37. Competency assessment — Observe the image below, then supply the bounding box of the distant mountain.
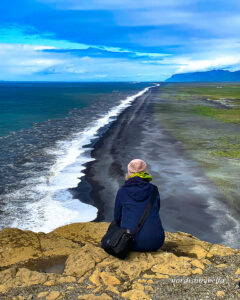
[165,70,240,82]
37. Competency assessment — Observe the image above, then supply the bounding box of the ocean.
[0,82,152,233]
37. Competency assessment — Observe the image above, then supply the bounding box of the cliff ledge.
[0,222,240,299]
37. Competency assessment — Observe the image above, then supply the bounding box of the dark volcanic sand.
[75,87,240,248]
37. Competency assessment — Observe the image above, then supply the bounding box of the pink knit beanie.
[127,159,147,176]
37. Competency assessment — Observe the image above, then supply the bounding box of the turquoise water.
[0,82,149,136]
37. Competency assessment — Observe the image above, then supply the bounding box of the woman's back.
[114,176,165,251]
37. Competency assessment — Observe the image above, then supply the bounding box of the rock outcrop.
[0,222,240,299]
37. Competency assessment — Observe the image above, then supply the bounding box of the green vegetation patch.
[210,136,240,159]
[159,83,240,104]
[193,105,240,124]
[155,85,240,214]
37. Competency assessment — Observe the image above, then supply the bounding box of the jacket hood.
[123,176,152,201]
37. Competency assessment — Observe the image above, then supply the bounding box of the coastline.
[72,87,154,221]
[0,83,152,233]
[1,84,240,298]
[77,86,240,248]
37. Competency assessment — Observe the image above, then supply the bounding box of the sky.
[1,0,240,81]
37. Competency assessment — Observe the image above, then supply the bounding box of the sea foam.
[10,86,152,233]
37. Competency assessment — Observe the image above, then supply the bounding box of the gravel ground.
[2,254,240,300]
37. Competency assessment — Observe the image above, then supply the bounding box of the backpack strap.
[132,185,158,238]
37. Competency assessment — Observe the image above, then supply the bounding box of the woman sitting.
[114,159,165,251]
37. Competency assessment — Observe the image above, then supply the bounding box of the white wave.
[10,85,152,233]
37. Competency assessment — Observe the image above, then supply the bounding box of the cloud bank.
[1,0,240,80]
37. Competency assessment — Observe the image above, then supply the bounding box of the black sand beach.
[74,86,240,248]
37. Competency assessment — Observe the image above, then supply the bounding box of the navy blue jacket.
[114,176,165,251]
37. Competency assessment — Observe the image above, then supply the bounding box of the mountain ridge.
[166,69,240,82]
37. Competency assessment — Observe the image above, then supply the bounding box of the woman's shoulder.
[116,185,127,196]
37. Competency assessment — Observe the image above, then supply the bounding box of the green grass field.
[157,82,240,158]
[158,82,240,125]
[155,83,240,211]
[159,82,240,102]
[193,105,240,124]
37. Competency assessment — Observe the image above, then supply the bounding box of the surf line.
[21,85,154,233]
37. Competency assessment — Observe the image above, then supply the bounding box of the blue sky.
[1,0,240,81]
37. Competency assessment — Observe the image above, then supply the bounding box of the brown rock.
[98,251,156,281]
[47,273,59,281]
[0,228,41,268]
[138,279,147,283]
[89,268,101,286]
[100,271,121,285]
[78,293,111,300]
[38,232,81,257]
[215,264,227,268]
[192,268,203,274]
[177,231,193,237]
[122,289,151,300]
[190,259,205,269]
[0,221,240,300]
[0,284,7,294]
[78,277,85,284]
[216,291,225,297]
[132,282,145,291]
[207,244,236,257]
[142,274,155,279]
[0,267,48,292]
[145,286,154,291]
[64,243,107,277]
[15,268,48,286]
[45,291,61,300]
[147,279,154,284]
[163,231,212,259]
[37,291,49,298]
[87,284,95,289]
[200,258,211,265]
[92,286,103,293]
[43,280,56,286]
[106,285,120,295]
[57,276,76,283]
[155,274,169,279]
[151,252,192,276]
[0,267,17,284]
[51,222,109,246]
[0,228,81,271]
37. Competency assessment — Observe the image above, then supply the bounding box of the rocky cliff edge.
[0,222,240,300]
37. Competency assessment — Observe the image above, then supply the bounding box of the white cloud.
[0,42,174,81]
[0,26,171,80]
[1,40,240,81]
[175,56,240,73]
[153,53,240,74]
[2,20,240,80]
[0,25,169,60]
[0,43,64,76]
